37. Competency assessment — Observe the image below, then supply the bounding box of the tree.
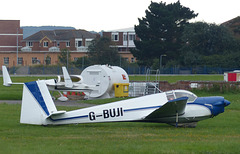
[58,48,71,67]
[132,1,197,67]
[45,55,51,65]
[87,37,122,66]
[180,22,240,67]
[73,56,90,69]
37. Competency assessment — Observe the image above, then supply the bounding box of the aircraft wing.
[145,97,188,119]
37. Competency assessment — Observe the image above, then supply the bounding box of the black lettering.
[89,112,96,121]
[120,108,123,116]
[103,110,109,118]
[109,109,116,117]
[116,108,120,117]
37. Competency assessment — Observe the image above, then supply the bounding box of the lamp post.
[160,54,167,73]
[16,28,19,66]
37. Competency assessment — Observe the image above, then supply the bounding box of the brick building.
[20,29,97,66]
[0,20,23,66]
[103,27,140,63]
[0,20,97,67]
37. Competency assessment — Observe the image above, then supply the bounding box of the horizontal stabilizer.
[50,110,66,116]
[145,97,188,119]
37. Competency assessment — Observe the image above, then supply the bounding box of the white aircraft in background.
[2,65,96,101]
[19,79,230,127]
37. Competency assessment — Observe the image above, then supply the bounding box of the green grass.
[0,100,239,153]
[0,75,224,100]
[130,75,223,83]
[0,76,239,153]
[0,76,54,100]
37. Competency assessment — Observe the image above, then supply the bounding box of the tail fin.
[2,65,23,86]
[20,80,65,125]
[2,65,12,86]
[62,66,73,88]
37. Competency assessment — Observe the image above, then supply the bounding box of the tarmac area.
[0,100,95,108]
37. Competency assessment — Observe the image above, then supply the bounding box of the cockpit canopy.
[165,90,197,103]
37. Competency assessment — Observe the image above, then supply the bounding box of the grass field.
[0,75,223,100]
[0,92,239,153]
[130,74,223,83]
[0,75,239,153]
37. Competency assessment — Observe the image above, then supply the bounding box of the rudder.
[20,80,59,125]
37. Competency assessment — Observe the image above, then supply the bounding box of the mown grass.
[0,75,239,153]
[0,76,54,100]
[0,100,239,153]
[130,74,223,83]
[0,75,223,100]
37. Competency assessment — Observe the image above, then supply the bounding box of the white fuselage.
[45,93,211,125]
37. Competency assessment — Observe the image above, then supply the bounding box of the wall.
[0,52,87,67]
[0,20,23,51]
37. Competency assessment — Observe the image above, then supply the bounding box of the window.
[43,41,48,47]
[131,57,135,63]
[27,42,33,47]
[32,57,37,64]
[4,57,9,65]
[66,41,70,47]
[77,41,82,47]
[18,57,23,65]
[111,33,119,41]
[74,57,79,62]
[123,34,128,41]
[85,39,93,47]
[45,56,51,65]
[129,34,135,41]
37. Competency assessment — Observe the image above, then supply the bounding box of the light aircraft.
[2,65,96,101]
[20,80,230,127]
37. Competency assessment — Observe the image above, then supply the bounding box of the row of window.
[26,40,93,48]
[27,41,70,47]
[111,33,136,41]
[3,57,51,65]
[4,56,134,65]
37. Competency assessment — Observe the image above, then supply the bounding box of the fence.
[1,65,240,75]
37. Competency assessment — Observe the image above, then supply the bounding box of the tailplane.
[20,80,65,125]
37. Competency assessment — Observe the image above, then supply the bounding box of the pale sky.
[1,0,239,32]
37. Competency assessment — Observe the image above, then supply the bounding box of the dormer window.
[66,41,70,47]
[27,42,33,47]
[111,32,119,41]
[43,41,48,47]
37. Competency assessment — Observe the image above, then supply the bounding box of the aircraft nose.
[224,99,231,107]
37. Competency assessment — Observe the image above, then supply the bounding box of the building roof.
[105,27,135,32]
[221,16,240,27]
[23,29,96,41]
[221,16,240,38]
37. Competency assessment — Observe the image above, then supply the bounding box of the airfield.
[0,75,239,153]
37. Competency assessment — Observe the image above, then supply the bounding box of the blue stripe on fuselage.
[25,81,50,116]
[49,115,88,121]
[124,105,161,112]
[48,105,162,122]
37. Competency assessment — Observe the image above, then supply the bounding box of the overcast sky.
[1,0,239,31]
